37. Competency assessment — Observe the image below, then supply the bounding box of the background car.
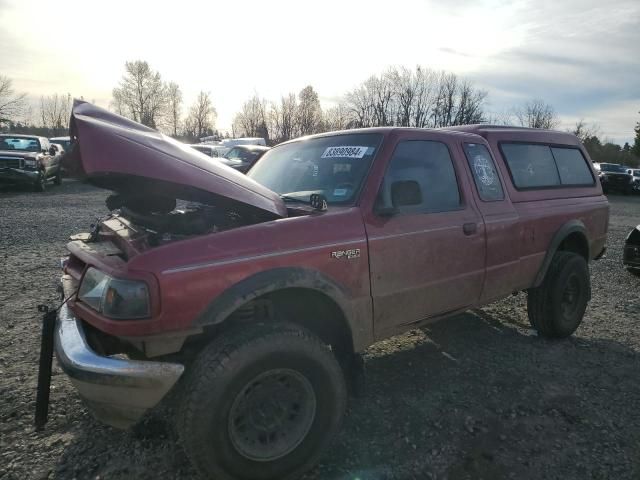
[218,145,271,173]
[188,144,219,157]
[623,225,640,276]
[49,136,72,152]
[0,134,62,191]
[593,162,633,194]
[625,167,640,193]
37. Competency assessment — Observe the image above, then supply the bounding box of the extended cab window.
[501,143,594,189]
[550,147,595,185]
[382,140,460,214]
[463,143,504,201]
[501,144,560,189]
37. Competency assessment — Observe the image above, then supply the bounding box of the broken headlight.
[78,267,150,319]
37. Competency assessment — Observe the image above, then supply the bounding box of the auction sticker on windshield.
[321,146,371,158]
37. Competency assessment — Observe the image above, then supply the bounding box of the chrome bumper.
[54,275,184,428]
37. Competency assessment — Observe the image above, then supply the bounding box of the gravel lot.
[1,180,639,480]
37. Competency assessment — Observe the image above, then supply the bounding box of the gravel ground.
[1,180,639,480]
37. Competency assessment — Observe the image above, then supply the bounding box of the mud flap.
[35,307,57,430]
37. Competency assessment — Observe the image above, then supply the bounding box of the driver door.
[364,133,486,339]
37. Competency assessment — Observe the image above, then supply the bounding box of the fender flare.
[193,266,361,346]
[533,220,589,287]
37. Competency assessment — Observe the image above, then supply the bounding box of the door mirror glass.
[391,180,422,207]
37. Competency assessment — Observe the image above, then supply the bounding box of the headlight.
[24,159,37,168]
[78,267,150,319]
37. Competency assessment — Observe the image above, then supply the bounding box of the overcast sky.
[1,0,638,143]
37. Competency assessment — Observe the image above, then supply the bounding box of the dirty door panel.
[365,136,486,339]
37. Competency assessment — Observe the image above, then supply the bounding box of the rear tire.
[177,323,347,480]
[53,171,62,185]
[527,251,590,338]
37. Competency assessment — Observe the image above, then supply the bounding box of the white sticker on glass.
[333,188,348,196]
[321,146,369,159]
[473,155,495,186]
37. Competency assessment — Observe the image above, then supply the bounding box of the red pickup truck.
[50,101,608,480]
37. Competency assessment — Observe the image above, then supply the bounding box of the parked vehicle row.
[593,162,635,195]
[40,101,610,480]
[189,143,271,173]
[0,134,63,191]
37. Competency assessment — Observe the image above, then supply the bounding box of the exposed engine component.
[106,194,176,214]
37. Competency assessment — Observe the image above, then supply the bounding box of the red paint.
[64,112,608,351]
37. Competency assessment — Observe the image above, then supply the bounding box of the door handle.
[463,222,477,236]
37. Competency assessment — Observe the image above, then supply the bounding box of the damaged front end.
[44,101,290,429]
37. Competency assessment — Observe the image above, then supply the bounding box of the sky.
[1,0,639,144]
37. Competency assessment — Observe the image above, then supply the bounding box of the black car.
[624,225,640,276]
[594,162,633,194]
[218,145,271,173]
[0,134,62,191]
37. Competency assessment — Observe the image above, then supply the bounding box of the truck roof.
[441,124,581,146]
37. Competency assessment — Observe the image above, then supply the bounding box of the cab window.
[463,143,504,201]
[382,140,461,214]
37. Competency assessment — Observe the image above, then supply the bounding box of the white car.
[626,167,640,192]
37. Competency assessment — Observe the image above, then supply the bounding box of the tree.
[572,119,600,142]
[40,93,72,134]
[233,94,268,139]
[166,82,183,137]
[323,104,351,131]
[513,99,559,129]
[633,111,640,157]
[297,86,323,136]
[0,76,27,127]
[111,60,167,128]
[184,91,216,141]
[269,93,298,143]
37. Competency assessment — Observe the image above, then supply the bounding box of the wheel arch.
[533,220,590,287]
[193,267,366,355]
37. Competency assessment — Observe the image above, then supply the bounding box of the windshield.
[600,163,626,173]
[0,136,41,152]
[248,133,383,205]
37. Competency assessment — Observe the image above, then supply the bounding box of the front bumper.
[54,275,184,428]
[0,168,40,184]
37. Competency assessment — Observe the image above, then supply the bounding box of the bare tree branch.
[0,76,27,126]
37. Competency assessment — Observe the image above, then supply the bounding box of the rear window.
[551,147,594,185]
[500,143,594,189]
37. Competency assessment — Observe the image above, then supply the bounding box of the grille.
[0,157,23,169]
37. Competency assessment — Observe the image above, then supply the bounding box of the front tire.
[177,323,347,480]
[33,173,46,192]
[53,170,62,185]
[527,251,590,338]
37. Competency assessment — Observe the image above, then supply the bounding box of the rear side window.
[384,140,460,214]
[500,144,560,189]
[550,147,595,185]
[463,143,504,201]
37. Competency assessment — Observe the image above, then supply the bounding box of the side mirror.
[391,180,422,207]
[375,180,422,216]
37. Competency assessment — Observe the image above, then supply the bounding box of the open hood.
[65,100,286,218]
